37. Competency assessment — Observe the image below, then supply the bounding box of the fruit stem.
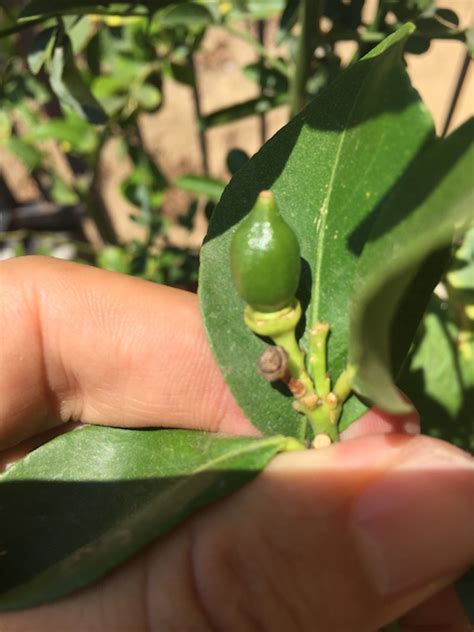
[272,329,313,392]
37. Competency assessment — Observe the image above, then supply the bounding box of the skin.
[0,256,472,631]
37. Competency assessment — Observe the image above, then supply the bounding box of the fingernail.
[351,440,474,596]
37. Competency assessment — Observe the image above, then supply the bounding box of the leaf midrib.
[309,76,369,327]
[2,431,284,483]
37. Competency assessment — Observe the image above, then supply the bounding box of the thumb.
[190,434,474,630]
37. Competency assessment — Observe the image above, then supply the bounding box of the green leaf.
[243,62,289,94]
[277,0,299,44]
[26,113,98,154]
[456,226,474,263]
[121,147,167,210]
[91,75,129,116]
[65,15,94,54]
[167,61,194,87]
[27,26,57,75]
[226,148,250,175]
[47,34,107,124]
[135,82,162,111]
[201,93,287,130]
[0,111,11,142]
[448,261,474,289]
[157,3,213,29]
[324,0,365,31]
[4,137,43,170]
[174,174,225,202]
[97,245,130,273]
[398,296,474,451]
[456,568,474,624]
[350,118,474,413]
[48,172,80,205]
[20,1,144,20]
[199,24,434,438]
[0,426,294,610]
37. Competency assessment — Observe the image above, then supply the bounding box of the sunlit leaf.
[0,426,294,610]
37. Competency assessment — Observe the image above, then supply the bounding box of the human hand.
[1,256,472,631]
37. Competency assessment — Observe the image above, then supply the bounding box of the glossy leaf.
[398,296,474,451]
[199,25,434,438]
[349,118,474,413]
[0,426,294,610]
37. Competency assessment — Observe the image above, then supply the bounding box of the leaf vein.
[310,79,369,325]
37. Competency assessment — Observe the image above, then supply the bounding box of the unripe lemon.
[230,190,301,312]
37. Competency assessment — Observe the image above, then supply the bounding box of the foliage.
[0,0,473,619]
[0,426,298,609]
[1,0,471,280]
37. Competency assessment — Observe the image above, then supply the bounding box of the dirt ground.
[1,3,473,248]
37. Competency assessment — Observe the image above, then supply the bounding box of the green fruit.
[230,190,301,312]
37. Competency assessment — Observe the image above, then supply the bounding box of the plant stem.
[243,302,344,444]
[189,52,209,176]
[289,0,321,117]
[83,125,119,245]
[441,51,470,137]
[257,19,267,146]
[272,329,313,392]
[334,366,355,401]
[308,322,331,395]
[306,404,339,443]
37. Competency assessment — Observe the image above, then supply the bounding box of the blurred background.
[0,0,472,289]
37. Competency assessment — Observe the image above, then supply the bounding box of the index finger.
[0,256,256,449]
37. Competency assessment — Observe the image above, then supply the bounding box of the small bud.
[292,400,304,413]
[288,378,306,398]
[301,393,320,410]
[257,346,289,382]
[312,433,332,450]
[325,392,339,409]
